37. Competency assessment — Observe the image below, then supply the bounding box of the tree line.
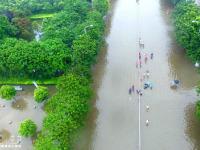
[0,0,108,80]
[172,1,200,121]
[31,0,109,149]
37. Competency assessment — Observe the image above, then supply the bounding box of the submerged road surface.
[76,0,200,149]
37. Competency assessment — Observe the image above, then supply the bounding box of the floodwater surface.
[0,85,56,149]
[77,0,200,149]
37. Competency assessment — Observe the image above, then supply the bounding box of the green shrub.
[172,1,200,62]
[18,119,37,137]
[0,85,16,100]
[34,86,49,102]
[196,101,200,119]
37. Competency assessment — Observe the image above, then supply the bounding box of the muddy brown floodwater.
[75,0,200,150]
[0,85,56,150]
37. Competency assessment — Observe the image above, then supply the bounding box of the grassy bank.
[30,13,56,19]
[0,77,58,85]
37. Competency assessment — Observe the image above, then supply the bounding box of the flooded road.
[0,85,56,149]
[76,0,200,149]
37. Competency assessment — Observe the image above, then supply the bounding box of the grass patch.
[30,13,56,19]
[0,77,58,85]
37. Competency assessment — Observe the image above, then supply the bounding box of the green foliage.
[34,86,49,102]
[1,0,110,148]
[12,17,34,40]
[64,0,90,19]
[18,119,37,137]
[0,38,70,78]
[93,0,109,16]
[196,101,200,119]
[34,74,92,149]
[0,0,65,14]
[33,0,109,148]
[172,1,200,62]
[0,15,17,39]
[30,13,56,19]
[72,34,98,66]
[196,85,200,120]
[34,133,61,150]
[0,85,16,100]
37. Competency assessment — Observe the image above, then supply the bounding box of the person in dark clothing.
[132,85,135,92]
[139,52,141,60]
[129,88,132,94]
[151,53,154,59]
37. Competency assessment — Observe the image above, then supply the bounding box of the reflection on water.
[11,98,27,111]
[168,43,200,90]
[0,129,10,143]
[185,103,200,149]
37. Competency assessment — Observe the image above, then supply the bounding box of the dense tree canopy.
[0,38,71,78]
[0,0,65,14]
[35,74,92,149]
[0,15,17,39]
[0,0,109,149]
[172,1,200,62]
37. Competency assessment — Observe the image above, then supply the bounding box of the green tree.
[0,85,16,100]
[0,15,17,39]
[72,34,97,66]
[18,119,37,137]
[172,1,200,62]
[34,133,61,150]
[34,86,49,102]
[0,38,70,78]
[196,101,200,119]
[93,0,109,16]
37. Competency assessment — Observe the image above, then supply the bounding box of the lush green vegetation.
[172,1,200,120]
[0,38,70,79]
[32,0,109,149]
[0,85,16,100]
[0,0,109,149]
[34,86,49,102]
[0,0,65,14]
[0,77,57,85]
[196,85,200,119]
[34,74,92,149]
[18,119,37,137]
[172,1,200,62]
[0,0,109,83]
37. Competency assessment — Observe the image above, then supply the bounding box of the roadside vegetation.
[172,1,200,119]
[33,0,109,149]
[0,0,109,149]
[172,1,200,62]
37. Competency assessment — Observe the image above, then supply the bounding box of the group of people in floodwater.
[129,51,154,96]
[128,46,154,126]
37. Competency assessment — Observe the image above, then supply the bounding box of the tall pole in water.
[137,1,141,150]
[138,68,141,150]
